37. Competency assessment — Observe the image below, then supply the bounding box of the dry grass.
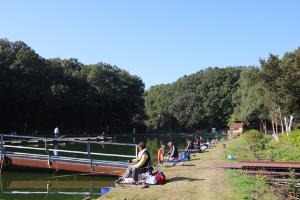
[98,143,236,200]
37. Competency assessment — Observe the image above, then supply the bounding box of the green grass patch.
[226,129,300,162]
[227,170,279,200]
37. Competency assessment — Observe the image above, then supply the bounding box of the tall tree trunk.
[278,107,284,134]
[260,119,267,134]
[271,116,279,142]
[284,116,288,132]
[280,119,284,134]
[275,121,278,136]
[289,115,294,132]
[271,117,275,135]
[284,115,294,134]
[260,119,263,133]
[263,119,267,134]
[288,115,294,132]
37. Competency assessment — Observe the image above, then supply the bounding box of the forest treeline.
[233,49,300,140]
[0,39,145,133]
[1,38,299,135]
[145,48,300,135]
[145,67,243,131]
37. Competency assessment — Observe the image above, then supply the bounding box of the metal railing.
[0,134,138,169]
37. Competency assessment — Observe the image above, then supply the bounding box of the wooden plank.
[213,161,300,170]
[244,171,300,176]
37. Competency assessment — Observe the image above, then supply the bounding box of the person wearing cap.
[165,141,178,161]
[117,141,152,184]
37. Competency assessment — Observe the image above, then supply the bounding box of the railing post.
[0,135,3,160]
[45,137,51,165]
[135,145,138,158]
[87,141,93,170]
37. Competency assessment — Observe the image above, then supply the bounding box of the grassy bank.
[98,142,279,200]
[99,143,235,200]
[226,129,300,162]
[225,129,300,200]
[98,130,299,200]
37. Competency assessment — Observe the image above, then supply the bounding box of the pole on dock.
[0,158,3,177]
[135,145,138,158]
[0,135,3,160]
[0,135,4,176]
[45,137,51,165]
[87,141,93,170]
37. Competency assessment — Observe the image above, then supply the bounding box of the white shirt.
[54,128,59,134]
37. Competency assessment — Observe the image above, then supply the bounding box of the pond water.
[0,133,216,200]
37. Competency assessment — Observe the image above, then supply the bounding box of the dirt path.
[99,143,236,200]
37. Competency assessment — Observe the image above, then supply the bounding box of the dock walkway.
[0,134,136,176]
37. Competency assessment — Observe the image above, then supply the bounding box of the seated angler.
[117,142,152,184]
[185,139,194,151]
[194,138,201,150]
[157,144,165,166]
[165,141,178,161]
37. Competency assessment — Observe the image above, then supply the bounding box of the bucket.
[219,136,225,142]
[100,187,114,195]
[227,155,235,160]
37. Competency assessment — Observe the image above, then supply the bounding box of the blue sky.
[1,0,299,88]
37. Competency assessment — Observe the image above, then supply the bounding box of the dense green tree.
[0,39,145,134]
[234,49,300,140]
[145,67,243,131]
[233,68,269,133]
[1,38,299,136]
[144,84,176,130]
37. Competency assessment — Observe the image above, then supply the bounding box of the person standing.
[54,126,59,138]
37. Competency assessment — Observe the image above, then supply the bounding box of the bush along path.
[99,143,236,200]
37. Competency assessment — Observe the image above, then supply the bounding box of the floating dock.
[1,154,127,176]
[2,136,113,145]
[0,134,137,176]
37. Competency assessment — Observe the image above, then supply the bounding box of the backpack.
[153,171,166,185]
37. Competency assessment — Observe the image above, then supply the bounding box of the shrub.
[280,129,300,147]
[226,134,256,160]
[244,130,270,152]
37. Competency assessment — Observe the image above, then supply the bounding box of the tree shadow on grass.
[166,177,205,183]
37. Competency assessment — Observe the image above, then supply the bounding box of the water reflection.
[0,167,114,200]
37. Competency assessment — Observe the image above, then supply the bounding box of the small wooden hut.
[228,122,245,138]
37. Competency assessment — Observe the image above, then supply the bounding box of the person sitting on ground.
[194,138,200,149]
[199,136,203,143]
[185,139,194,151]
[165,141,178,161]
[117,141,152,184]
[157,144,165,165]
